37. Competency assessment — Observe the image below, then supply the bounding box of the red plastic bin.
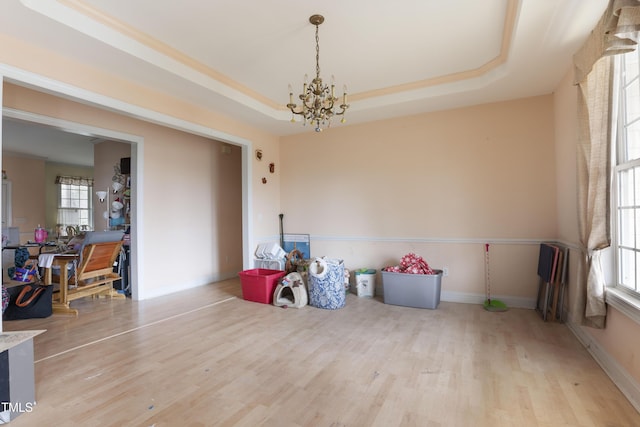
[238,269,286,304]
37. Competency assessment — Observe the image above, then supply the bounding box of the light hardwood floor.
[4,278,640,427]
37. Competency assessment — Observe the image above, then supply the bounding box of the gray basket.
[381,270,442,309]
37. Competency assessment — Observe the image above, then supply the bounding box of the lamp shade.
[112,182,124,193]
[96,191,107,202]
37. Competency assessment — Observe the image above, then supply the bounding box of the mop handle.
[485,243,491,302]
[279,213,284,248]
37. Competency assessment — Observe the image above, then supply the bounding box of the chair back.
[78,230,124,263]
[76,241,123,281]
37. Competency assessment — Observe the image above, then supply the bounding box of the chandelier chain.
[315,24,320,79]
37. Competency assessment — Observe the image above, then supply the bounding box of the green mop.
[483,243,508,312]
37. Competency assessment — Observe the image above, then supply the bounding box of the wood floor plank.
[3,278,640,426]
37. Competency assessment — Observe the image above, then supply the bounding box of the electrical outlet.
[443,267,449,277]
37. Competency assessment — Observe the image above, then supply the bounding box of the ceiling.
[2,117,97,167]
[1,0,608,164]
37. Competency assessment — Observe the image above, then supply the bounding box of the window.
[614,48,640,297]
[56,176,93,234]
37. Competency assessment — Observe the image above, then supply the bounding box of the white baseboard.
[371,286,538,309]
[139,272,237,300]
[440,291,537,309]
[566,319,640,413]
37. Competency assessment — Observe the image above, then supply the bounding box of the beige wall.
[2,153,45,243]
[217,143,244,275]
[251,142,283,242]
[280,96,557,305]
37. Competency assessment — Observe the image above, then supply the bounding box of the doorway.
[0,72,253,304]
[1,107,142,300]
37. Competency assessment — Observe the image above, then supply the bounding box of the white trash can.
[355,269,376,297]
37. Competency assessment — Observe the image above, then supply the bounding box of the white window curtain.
[573,0,640,328]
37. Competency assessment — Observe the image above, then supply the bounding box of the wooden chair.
[48,240,125,315]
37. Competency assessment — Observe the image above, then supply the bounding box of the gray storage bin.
[381,270,442,309]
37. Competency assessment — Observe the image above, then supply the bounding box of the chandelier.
[287,14,349,132]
